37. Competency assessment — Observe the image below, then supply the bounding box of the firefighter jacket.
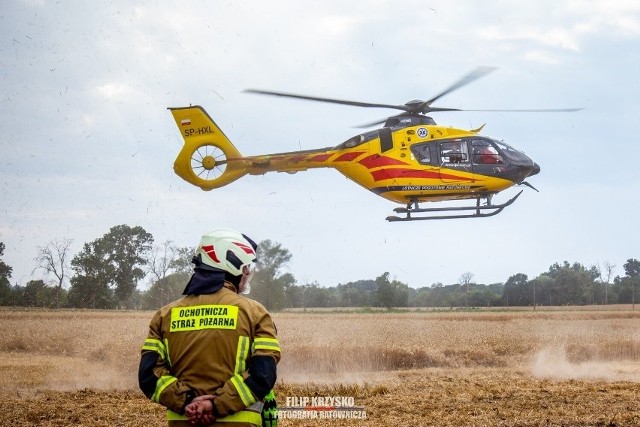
[139,279,280,426]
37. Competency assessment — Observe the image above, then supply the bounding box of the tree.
[623,259,640,277]
[14,280,45,306]
[376,272,393,309]
[33,238,73,307]
[12,279,62,307]
[531,274,554,307]
[468,283,503,307]
[148,240,181,305]
[599,261,616,305]
[336,280,377,307]
[251,240,295,311]
[142,272,190,310]
[417,282,450,307]
[103,225,153,307]
[68,225,153,309]
[148,240,178,283]
[0,242,12,305]
[298,281,337,308]
[392,278,410,307]
[411,287,431,307]
[170,246,195,275]
[68,240,115,309]
[502,273,529,306]
[545,261,597,305]
[623,259,639,309]
[459,272,474,308]
[143,242,196,309]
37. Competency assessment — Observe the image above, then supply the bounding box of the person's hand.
[185,399,213,425]
[185,395,216,425]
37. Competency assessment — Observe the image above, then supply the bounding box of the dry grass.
[0,308,639,426]
[275,311,640,377]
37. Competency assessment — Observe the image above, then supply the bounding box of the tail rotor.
[191,143,228,181]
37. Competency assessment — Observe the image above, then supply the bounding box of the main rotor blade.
[355,117,390,128]
[460,108,584,112]
[423,107,463,113]
[422,66,497,108]
[244,89,410,112]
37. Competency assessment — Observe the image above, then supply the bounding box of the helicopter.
[169,67,580,221]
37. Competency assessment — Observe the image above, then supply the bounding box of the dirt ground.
[1,368,638,426]
[1,308,638,426]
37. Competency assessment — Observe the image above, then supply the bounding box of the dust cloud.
[531,347,640,382]
[47,358,138,391]
[0,353,137,392]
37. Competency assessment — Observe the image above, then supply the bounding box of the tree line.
[0,225,638,311]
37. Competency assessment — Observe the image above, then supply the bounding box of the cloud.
[95,83,131,100]
[523,50,561,65]
[569,0,640,36]
[480,26,581,52]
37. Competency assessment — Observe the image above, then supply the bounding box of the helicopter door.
[438,139,471,182]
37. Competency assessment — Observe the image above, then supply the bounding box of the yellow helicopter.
[169,67,580,221]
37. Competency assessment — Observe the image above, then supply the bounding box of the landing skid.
[386,191,523,222]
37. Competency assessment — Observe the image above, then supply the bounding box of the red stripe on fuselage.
[333,151,365,162]
[309,153,333,162]
[358,155,408,169]
[288,154,307,162]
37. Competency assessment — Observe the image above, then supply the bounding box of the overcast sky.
[2,0,639,290]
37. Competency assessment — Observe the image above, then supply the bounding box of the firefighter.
[139,228,280,426]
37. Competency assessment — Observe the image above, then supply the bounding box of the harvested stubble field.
[0,308,639,426]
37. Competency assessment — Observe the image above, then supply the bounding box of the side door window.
[440,140,469,165]
[411,143,434,165]
[439,139,472,182]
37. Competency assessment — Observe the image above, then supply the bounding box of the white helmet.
[195,228,257,277]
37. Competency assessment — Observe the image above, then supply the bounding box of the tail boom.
[170,106,344,190]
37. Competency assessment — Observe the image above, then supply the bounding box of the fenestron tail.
[169,106,248,191]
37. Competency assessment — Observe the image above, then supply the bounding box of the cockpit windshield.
[493,139,518,153]
[492,139,526,162]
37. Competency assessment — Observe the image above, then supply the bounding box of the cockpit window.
[471,139,504,164]
[411,143,432,164]
[440,140,469,164]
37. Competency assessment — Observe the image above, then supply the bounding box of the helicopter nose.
[513,161,540,183]
[529,162,540,177]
